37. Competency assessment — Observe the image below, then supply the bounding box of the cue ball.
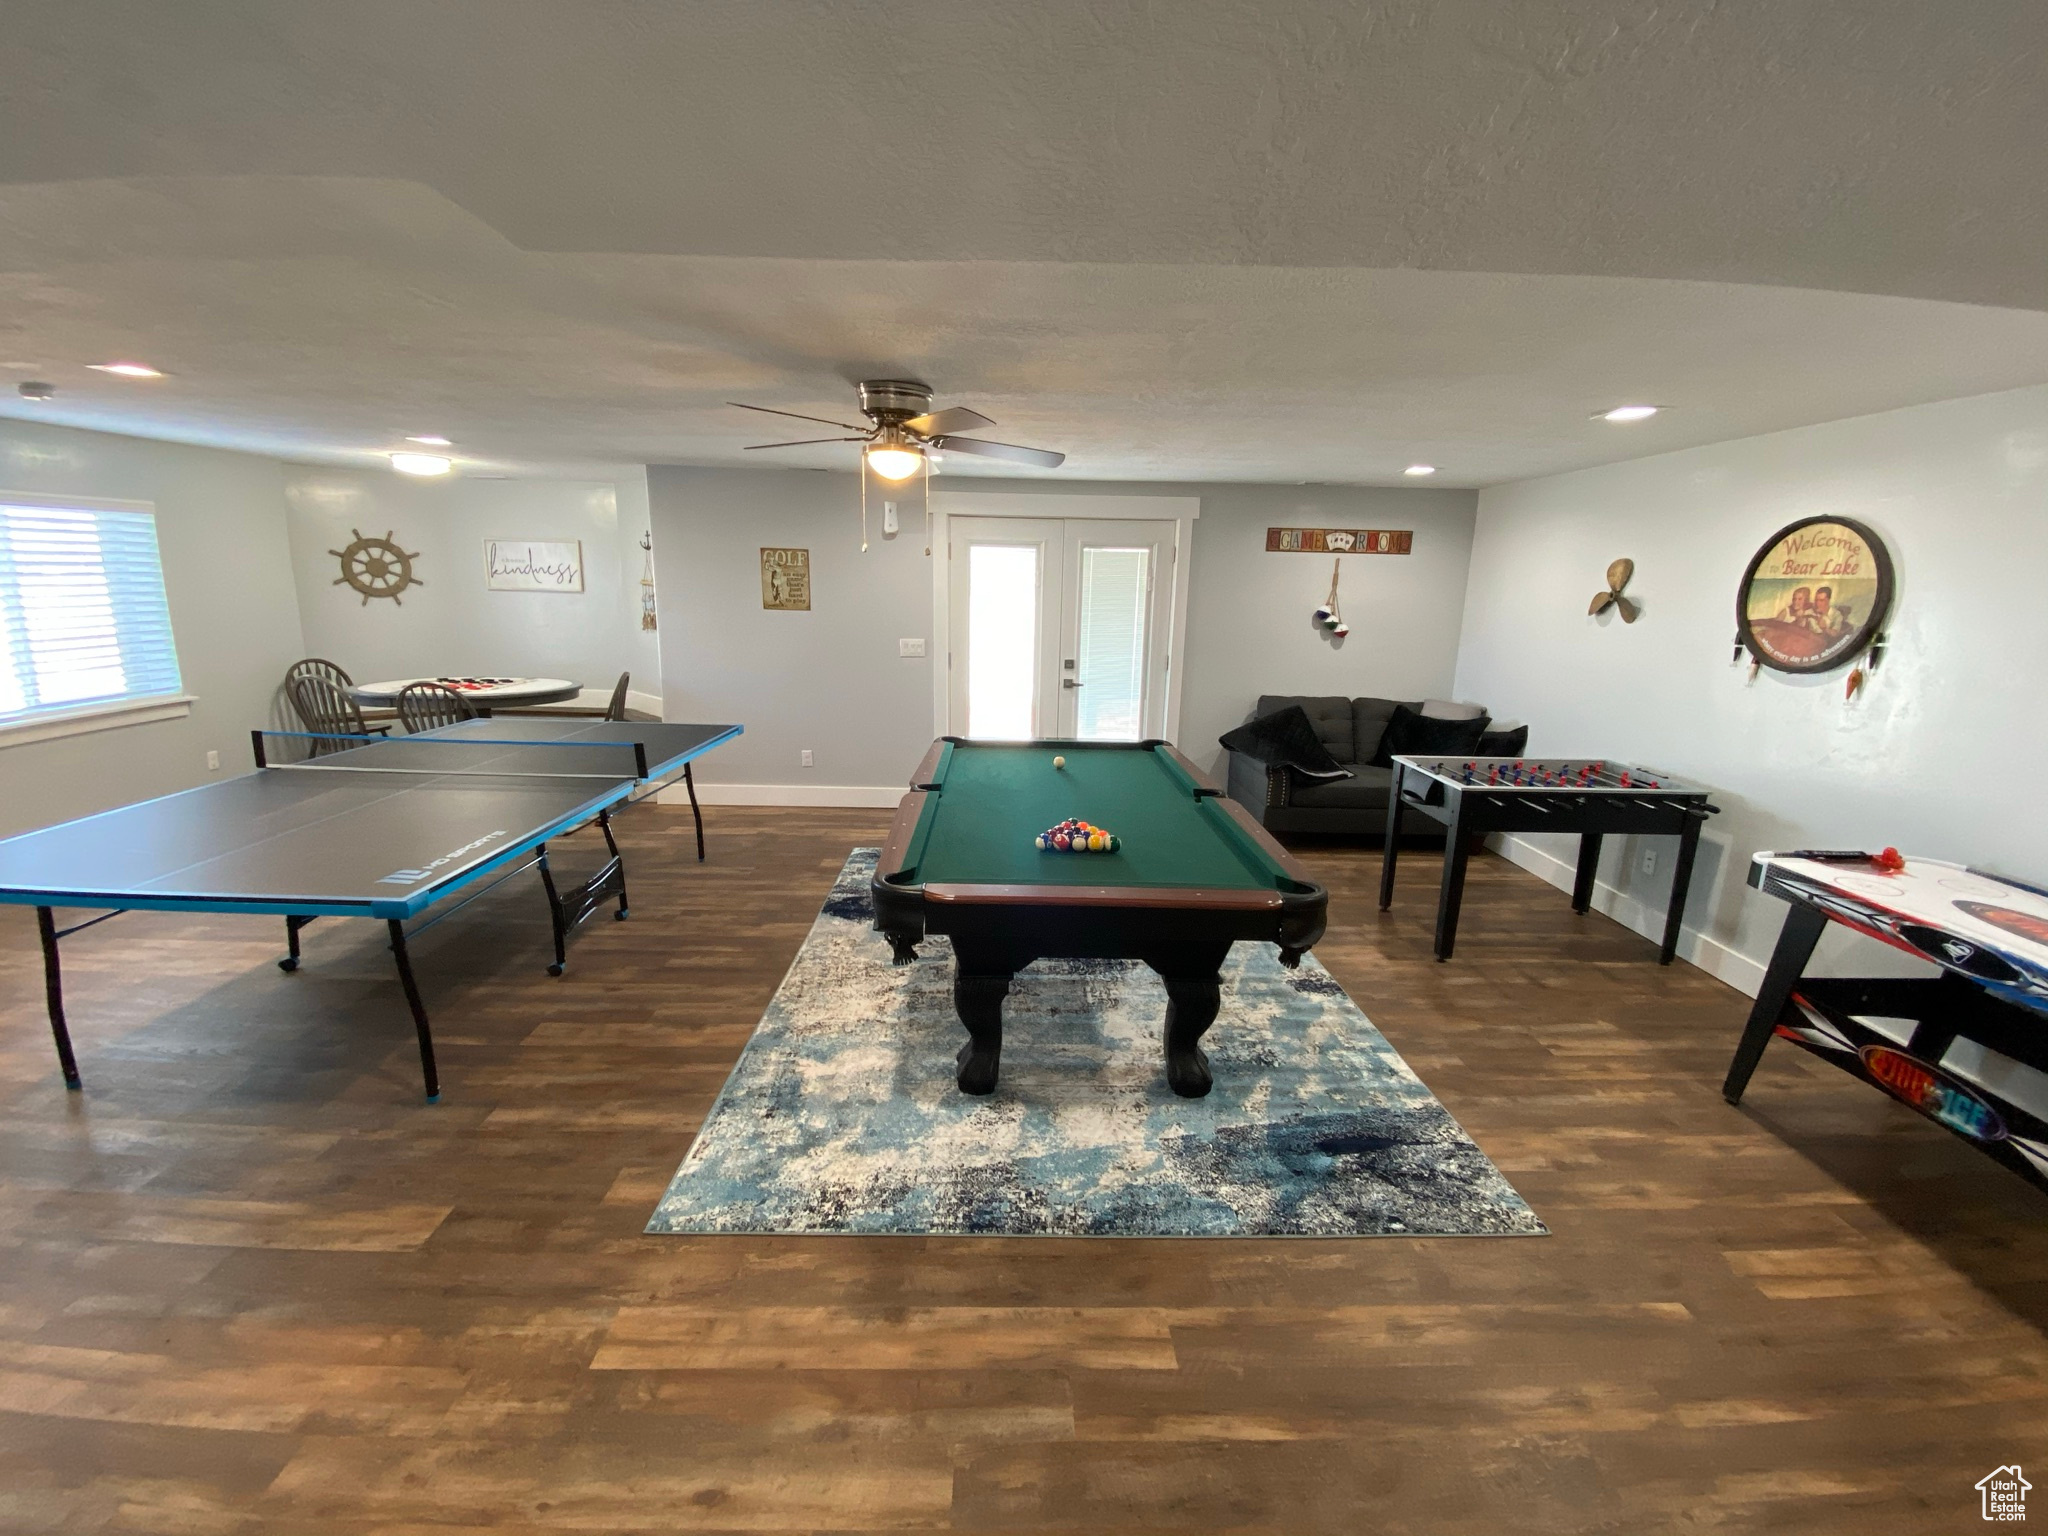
[1053,755,1066,769]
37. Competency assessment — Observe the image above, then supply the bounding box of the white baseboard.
[657,782,903,809]
[1489,833,1767,997]
[627,689,663,717]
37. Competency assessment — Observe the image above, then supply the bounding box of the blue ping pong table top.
[0,717,741,921]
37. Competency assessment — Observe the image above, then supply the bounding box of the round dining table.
[348,676,583,715]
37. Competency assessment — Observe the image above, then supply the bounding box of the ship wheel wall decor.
[329,528,423,605]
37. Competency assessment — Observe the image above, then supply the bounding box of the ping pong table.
[0,717,741,1101]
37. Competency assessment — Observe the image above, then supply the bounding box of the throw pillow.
[1477,723,1530,757]
[1371,703,1492,766]
[1219,706,1353,779]
[1418,698,1487,721]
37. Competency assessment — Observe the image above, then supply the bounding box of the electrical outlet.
[206,749,220,771]
[1641,848,1658,876]
[899,637,926,657]
[801,749,814,768]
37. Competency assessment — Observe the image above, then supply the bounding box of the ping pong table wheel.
[547,961,566,976]
[277,957,299,973]
[614,907,630,921]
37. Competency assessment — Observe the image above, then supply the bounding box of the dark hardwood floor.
[2,806,2044,1533]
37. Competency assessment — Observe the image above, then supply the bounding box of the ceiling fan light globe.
[865,445,924,482]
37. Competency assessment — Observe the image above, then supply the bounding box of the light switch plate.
[899,637,926,657]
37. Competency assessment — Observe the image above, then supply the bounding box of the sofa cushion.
[1283,763,1394,811]
[1350,697,1409,767]
[1371,704,1492,766]
[1253,695,1354,763]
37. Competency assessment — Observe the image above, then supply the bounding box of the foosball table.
[1379,755,1720,962]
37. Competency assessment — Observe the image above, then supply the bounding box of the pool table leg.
[1147,941,1233,1100]
[952,972,1010,1095]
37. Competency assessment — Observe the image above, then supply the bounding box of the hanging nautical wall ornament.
[1313,556,1351,639]
[329,528,422,605]
[1588,558,1640,622]
[639,530,657,631]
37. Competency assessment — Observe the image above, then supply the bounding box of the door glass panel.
[966,543,1039,739]
[1075,546,1148,740]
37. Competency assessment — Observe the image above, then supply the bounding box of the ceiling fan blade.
[743,436,868,450]
[903,406,994,437]
[932,436,1066,469]
[728,401,867,432]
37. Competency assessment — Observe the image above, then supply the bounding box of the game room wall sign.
[1734,515,1894,689]
[1266,527,1412,555]
[760,546,811,611]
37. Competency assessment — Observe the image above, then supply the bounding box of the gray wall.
[649,466,1476,791]
[648,465,939,791]
[0,419,305,836]
[1454,381,2048,994]
[285,467,660,709]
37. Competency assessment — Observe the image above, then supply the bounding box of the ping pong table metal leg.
[534,843,571,975]
[385,919,441,1102]
[599,809,629,920]
[35,906,83,1091]
[279,915,316,973]
[684,762,705,862]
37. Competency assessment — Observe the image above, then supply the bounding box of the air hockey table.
[1723,851,2048,1195]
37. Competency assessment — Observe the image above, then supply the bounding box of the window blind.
[1075,546,1148,740]
[0,500,183,725]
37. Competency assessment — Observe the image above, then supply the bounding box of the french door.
[946,516,1176,741]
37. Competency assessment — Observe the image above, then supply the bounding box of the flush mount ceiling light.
[86,362,165,378]
[1404,464,1437,476]
[389,452,453,476]
[1596,404,1659,423]
[863,428,925,483]
[405,434,452,446]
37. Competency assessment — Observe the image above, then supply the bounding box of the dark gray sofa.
[1224,694,1519,838]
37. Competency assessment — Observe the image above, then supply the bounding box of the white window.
[0,497,184,728]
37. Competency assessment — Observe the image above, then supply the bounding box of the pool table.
[873,738,1328,1097]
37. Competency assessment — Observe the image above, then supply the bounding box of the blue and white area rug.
[648,850,1544,1238]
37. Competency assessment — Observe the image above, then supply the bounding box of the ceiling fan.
[729,379,1066,481]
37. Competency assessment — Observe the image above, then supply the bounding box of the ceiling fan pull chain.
[860,459,869,553]
[923,453,933,557]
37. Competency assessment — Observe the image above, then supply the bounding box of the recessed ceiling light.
[86,362,165,378]
[390,452,453,477]
[1596,404,1659,423]
[1403,464,1436,476]
[17,381,56,401]
[405,434,452,446]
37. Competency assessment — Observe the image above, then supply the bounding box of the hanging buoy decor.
[1315,557,1349,639]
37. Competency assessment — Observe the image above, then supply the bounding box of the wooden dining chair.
[286,673,386,756]
[395,681,478,735]
[284,657,354,695]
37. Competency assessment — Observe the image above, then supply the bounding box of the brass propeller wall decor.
[1588,558,1639,623]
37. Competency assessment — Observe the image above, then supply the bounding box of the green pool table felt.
[903,742,1280,891]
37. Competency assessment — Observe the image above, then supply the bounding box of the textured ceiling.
[2,1,2045,484]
